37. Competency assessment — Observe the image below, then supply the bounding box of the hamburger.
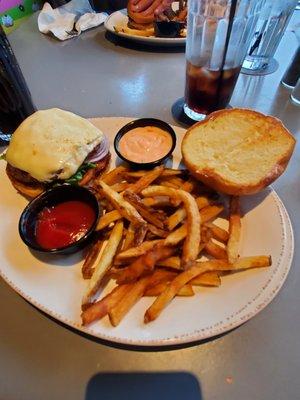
[4,108,110,198]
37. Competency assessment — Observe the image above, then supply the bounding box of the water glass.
[242,0,298,74]
[184,0,266,122]
[290,78,300,105]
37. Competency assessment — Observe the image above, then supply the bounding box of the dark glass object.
[154,21,185,38]
[281,47,300,89]
[0,25,36,143]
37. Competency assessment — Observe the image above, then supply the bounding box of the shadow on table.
[104,31,185,54]
[85,372,202,400]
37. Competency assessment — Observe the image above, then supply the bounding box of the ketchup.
[36,200,96,250]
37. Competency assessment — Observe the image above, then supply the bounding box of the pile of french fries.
[81,165,272,327]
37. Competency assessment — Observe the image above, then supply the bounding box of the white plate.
[0,117,294,346]
[104,9,186,46]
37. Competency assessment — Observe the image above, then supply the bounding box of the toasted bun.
[6,108,104,182]
[181,108,296,195]
[6,156,110,199]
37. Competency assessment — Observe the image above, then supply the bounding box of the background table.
[1,10,299,400]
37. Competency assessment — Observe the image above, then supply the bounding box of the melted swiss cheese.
[6,108,103,182]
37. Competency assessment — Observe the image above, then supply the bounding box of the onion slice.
[86,135,110,163]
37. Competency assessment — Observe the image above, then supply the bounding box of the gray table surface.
[1,10,300,400]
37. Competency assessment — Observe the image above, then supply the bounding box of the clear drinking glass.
[184,0,266,122]
[242,0,298,74]
[290,78,300,105]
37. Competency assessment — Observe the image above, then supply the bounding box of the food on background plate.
[182,108,296,195]
[4,108,110,198]
[120,0,187,37]
[154,20,185,38]
[118,126,173,164]
[80,164,272,327]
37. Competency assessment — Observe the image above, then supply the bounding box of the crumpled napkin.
[38,0,107,41]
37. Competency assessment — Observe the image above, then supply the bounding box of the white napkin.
[38,0,107,41]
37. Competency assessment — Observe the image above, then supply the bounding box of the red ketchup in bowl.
[35,200,96,250]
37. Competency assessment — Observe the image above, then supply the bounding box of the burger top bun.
[181,108,296,195]
[6,108,104,182]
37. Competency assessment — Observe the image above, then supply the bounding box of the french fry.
[157,256,182,270]
[144,257,271,323]
[110,182,130,192]
[142,196,171,208]
[114,25,155,37]
[100,165,128,185]
[98,181,146,226]
[124,168,184,179]
[196,196,212,210]
[180,187,200,265]
[181,179,196,193]
[205,240,227,259]
[133,222,148,247]
[109,269,178,326]
[98,181,147,246]
[127,166,164,194]
[122,222,135,251]
[113,268,176,283]
[170,179,196,207]
[82,221,124,306]
[116,239,163,261]
[164,224,187,246]
[233,255,271,270]
[116,245,174,284]
[81,162,273,327]
[157,180,179,189]
[145,282,194,297]
[205,222,229,243]
[167,195,212,231]
[147,224,168,238]
[142,186,201,268]
[198,242,206,257]
[167,177,185,187]
[123,190,166,229]
[109,275,151,326]
[96,210,122,231]
[200,205,224,223]
[201,225,213,244]
[81,283,133,326]
[82,238,104,279]
[167,208,186,231]
[227,196,241,263]
[190,271,221,286]
[158,176,185,188]
[144,260,229,323]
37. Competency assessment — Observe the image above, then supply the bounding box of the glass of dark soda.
[0,25,35,143]
[184,0,267,122]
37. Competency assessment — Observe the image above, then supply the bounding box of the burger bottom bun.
[6,153,111,199]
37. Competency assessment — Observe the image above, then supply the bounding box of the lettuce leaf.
[65,162,96,185]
